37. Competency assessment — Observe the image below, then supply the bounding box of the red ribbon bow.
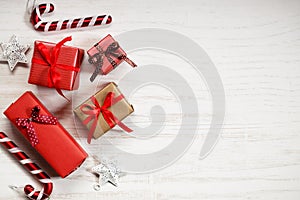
[16,106,58,146]
[80,92,132,144]
[32,36,80,101]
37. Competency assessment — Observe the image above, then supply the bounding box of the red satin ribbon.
[80,92,132,144]
[31,36,79,101]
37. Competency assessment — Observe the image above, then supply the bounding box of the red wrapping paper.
[4,91,88,178]
[87,34,135,76]
[28,39,84,90]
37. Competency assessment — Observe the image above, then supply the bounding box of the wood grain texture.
[0,0,300,199]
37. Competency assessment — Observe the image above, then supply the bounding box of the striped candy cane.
[0,132,53,200]
[30,3,112,32]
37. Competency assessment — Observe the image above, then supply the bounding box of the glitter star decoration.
[0,35,29,71]
[92,161,121,190]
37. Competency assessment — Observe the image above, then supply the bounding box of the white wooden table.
[0,0,300,199]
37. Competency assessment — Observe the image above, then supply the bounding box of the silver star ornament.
[92,161,121,190]
[0,35,29,71]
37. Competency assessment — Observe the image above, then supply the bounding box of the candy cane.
[30,3,112,32]
[0,132,53,200]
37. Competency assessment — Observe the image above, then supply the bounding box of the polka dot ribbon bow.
[16,106,58,146]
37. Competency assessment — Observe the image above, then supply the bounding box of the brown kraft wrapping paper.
[74,82,134,140]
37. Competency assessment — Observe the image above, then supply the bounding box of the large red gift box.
[4,91,88,178]
[87,34,137,82]
[28,37,84,91]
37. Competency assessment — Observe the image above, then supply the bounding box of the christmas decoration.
[30,3,112,32]
[0,132,53,200]
[87,34,137,82]
[28,36,84,100]
[92,161,121,190]
[4,91,88,178]
[0,35,29,71]
[74,82,134,144]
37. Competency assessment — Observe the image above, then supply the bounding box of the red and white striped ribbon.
[30,3,112,32]
[0,132,53,200]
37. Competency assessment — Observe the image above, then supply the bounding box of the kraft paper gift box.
[74,82,134,143]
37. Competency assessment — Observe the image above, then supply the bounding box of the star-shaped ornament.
[92,161,121,190]
[0,35,29,71]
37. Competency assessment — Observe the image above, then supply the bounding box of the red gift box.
[4,91,88,178]
[28,36,84,91]
[87,34,137,82]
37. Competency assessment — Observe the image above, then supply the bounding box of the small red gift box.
[28,36,84,91]
[4,91,88,178]
[87,34,137,82]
